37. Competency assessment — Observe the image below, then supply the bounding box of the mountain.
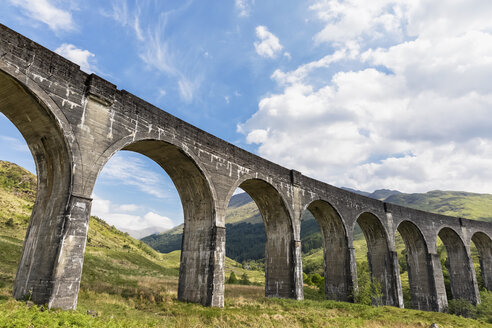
[342,187,401,200]
[143,187,492,263]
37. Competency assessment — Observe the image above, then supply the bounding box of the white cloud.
[254,26,283,58]
[91,194,174,231]
[240,0,492,194]
[8,0,74,32]
[235,0,251,17]
[310,0,407,46]
[99,153,169,199]
[55,44,95,73]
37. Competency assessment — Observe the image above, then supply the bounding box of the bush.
[477,290,492,323]
[5,218,14,227]
[447,299,477,318]
[227,272,238,284]
[240,273,251,285]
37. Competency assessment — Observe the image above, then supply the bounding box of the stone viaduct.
[1,24,491,312]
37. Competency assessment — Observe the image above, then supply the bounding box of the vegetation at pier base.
[1,160,492,327]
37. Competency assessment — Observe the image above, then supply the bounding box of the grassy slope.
[0,160,490,327]
[386,190,492,222]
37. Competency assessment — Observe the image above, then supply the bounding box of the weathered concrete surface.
[1,24,491,312]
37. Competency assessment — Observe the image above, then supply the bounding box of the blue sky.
[2,0,492,235]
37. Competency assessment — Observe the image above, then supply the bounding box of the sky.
[1,0,492,235]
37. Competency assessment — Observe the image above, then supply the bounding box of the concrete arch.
[304,199,352,301]
[396,220,436,310]
[438,227,479,304]
[356,212,400,306]
[471,231,492,291]
[85,133,218,204]
[89,137,221,306]
[229,178,300,299]
[0,67,81,306]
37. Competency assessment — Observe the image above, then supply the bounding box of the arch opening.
[397,221,435,311]
[438,227,478,304]
[303,200,351,301]
[471,232,492,292]
[236,179,296,299]
[222,189,265,300]
[115,140,217,306]
[0,70,73,304]
[355,212,398,306]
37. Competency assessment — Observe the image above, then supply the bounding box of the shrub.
[240,273,251,285]
[447,299,477,318]
[5,218,14,227]
[477,290,492,323]
[227,272,238,284]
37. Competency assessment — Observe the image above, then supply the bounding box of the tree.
[240,273,251,285]
[228,272,238,284]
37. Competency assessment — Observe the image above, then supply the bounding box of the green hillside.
[386,190,492,222]
[1,160,492,327]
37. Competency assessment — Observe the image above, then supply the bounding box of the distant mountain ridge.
[341,187,402,200]
[142,187,492,262]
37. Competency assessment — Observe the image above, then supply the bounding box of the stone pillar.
[348,246,358,302]
[178,223,225,307]
[292,239,304,300]
[207,226,225,307]
[447,251,480,304]
[390,251,404,308]
[428,253,448,312]
[465,249,481,305]
[49,195,92,309]
[13,193,92,310]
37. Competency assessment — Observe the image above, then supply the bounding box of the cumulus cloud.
[8,0,74,32]
[254,26,283,58]
[55,44,96,73]
[239,0,492,194]
[91,194,174,231]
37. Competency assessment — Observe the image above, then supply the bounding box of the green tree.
[240,273,251,285]
[228,272,238,284]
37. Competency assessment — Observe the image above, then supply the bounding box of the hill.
[386,190,492,222]
[1,160,492,327]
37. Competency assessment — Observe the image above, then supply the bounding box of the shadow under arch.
[472,231,492,291]
[438,227,479,304]
[304,199,352,301]
[0,69,74,304]
[356,212,399,306]
[91,139,220,306]
[234,178,298,299]
[397,220,436,311]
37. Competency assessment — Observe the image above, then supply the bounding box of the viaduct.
[1,24,491,312]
